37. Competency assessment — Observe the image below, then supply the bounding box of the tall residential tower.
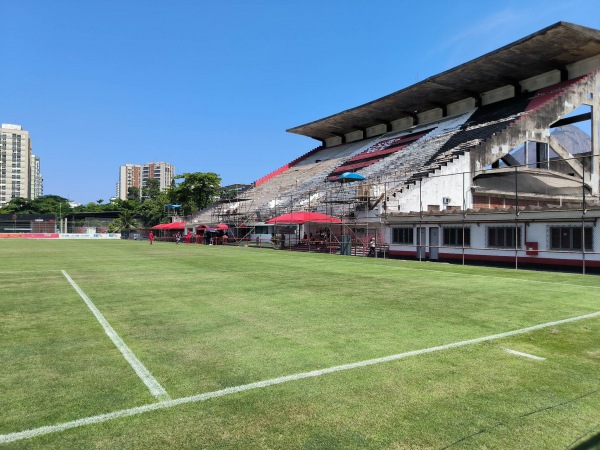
[116,162,174,200]
[0,123,42,207]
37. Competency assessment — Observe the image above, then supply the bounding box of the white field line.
[504,348,546,360]
[2,309,600,445]
[61,270,170,401]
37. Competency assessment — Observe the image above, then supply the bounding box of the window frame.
[442,226,470,247]
[487,226,522,249]
[392,227,414,245]
[549,226,593,251]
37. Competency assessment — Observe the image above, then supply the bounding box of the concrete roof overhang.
[287,22,600,142]
[473,168,591,195]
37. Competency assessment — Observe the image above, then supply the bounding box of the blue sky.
[1,0,598,204]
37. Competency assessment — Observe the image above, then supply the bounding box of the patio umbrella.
[266,212,341,224]
[216,223,229,230]
[337,172,366,182]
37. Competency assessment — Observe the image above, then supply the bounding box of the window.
[443,227,470,246]
[487,226,521,248]
[550,227,592,250]
[392,227,413,244]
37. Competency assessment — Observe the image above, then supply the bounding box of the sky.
[1,0,599,204]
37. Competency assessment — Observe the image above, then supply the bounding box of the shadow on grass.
[570,431,600,450]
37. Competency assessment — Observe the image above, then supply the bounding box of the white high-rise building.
[0,123,38,207]
[30,155,43,199]
[116,162,175,200]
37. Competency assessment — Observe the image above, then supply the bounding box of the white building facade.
[0,123,40,207]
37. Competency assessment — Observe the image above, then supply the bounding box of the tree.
[169,172,221,214]
[142,178,160,201]
[108,210,139,237]
[119,210,138,231]
[137,191,169,227]
[0,195,72,216]
[127,186,140,201]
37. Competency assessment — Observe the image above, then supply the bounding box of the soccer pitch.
[1,240,599,449]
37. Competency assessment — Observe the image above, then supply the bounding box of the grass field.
[1,239,599,449]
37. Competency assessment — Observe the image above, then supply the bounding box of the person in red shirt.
[148,231,154,245]
[185,231,192,245]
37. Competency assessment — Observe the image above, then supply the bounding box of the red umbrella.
[216,223,229,230]
[266,212,341,224]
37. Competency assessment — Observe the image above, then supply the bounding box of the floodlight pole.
[514,165,519,270]
[419,179,423,262]
[582,156,586,275]
[462,172,466,266]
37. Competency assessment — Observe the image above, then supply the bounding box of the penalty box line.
[61,270,170,401]
[2,309,600,445]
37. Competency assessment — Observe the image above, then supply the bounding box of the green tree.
[137,191,169,227]
[0,195,72,216]
[142,178,161,201]
[127,186,140,201]
[119,210,138,229]
[107,210,139,237]
[169,172,221,214]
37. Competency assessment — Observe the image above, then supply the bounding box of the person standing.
[368,237,376,257]
[148,231,154,245]
[175,232,181,245]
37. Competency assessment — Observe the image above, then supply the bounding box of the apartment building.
[30,155,43,199]
[0,123,39,207]
[116,162,175,200]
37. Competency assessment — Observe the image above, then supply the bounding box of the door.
[429,227,439,260]
[416,227,427,259]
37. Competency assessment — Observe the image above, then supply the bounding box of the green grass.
[1,239,600,449]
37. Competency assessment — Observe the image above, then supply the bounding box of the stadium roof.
[287,22,600,142]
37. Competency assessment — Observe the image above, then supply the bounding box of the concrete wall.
[417,108,444,125]
[447,98,477,117]
[481,85,515,106]
[391,117,414,132]
[325,136,343,147]
[520,70,561,92]
[366,123,387,138]
[568,54,600,79]
[397,155,471,213]
[345,130,364,143]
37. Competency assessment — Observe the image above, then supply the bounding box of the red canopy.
[152,221,186,230]
[216,223,229,230]
[266,212,341,225]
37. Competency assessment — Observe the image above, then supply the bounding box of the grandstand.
[188,22,600,270]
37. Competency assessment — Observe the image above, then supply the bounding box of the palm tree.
[117,210,139,238]
[119,210,138,229]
